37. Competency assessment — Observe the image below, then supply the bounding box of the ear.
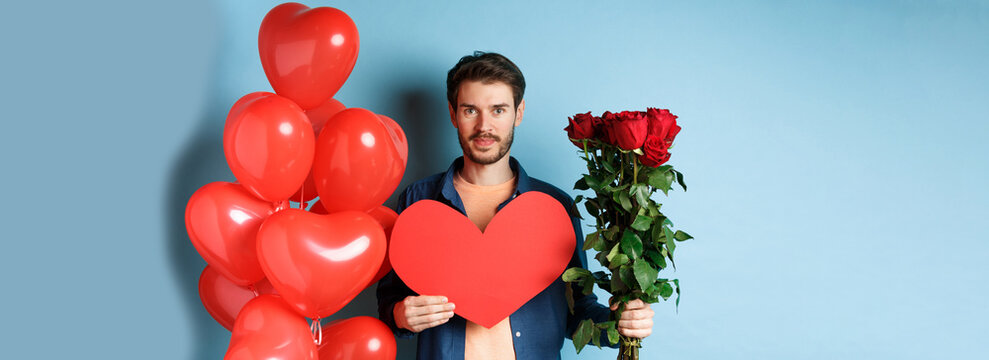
[514,99,525,127]
[448,103,458,128]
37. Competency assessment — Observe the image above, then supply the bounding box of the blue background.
[2,0,987,359]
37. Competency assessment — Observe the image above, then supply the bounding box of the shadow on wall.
[164,59,455,358]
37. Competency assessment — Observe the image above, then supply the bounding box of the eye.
[465,108,476,115]
[494,108,505,115]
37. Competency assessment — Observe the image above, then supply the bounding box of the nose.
[475,111,494,133]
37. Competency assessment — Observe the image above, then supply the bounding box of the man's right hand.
[394,295,456,333]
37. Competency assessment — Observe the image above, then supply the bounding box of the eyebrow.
[459,103,511,109]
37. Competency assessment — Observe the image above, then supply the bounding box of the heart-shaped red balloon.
[259,3,358,110]
[225,295,317,360]
[186,182,276,286]
[318,316,396,360]
[390,192,576,328]
[290,98,347,203]
[198,266,277,331]
[365,206,398,288]
[308,204,394,288]
[313,108,405,213]
[257,208,386,318]
[376,114,408,166]
[224,92,315,202]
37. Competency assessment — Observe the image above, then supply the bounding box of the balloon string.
[310,317,322,346]
[300,183,304,210]
[248,283,259,297]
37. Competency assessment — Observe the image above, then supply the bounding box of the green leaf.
[583,174,602,191]
[583,231,603,251]
[573,319,594,353]
[619,231,643,259]
[601,173,617,189]
[574,195,584,204]
[562,267,592,282]
[645,249,667,270]
[674,230,693,242]
[648,168,672,194]
[606,325,620,345]
[632,258,659,291]
[630,183,650,207]
[619,190,632,210]
[606,243,620,262]
[594,251,609,268]
[630,215,653,232]
[673,279,681,309]
[594,320,615,329]
[610,271,628,292]
[603,226,620,242]
[583,199,599,218]
[660,281,674,299]
[674,169,687,191]
[580,276,595,295]
[619,266,637,290]
[573,177,589,190]
[565,281,575,314]
[609,253,629,269]
[664,226,676,255]
[602,158,616,173]
[590,327,602,348]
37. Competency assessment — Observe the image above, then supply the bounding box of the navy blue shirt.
[376,156,615,359]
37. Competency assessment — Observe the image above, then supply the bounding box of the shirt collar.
[439,156,532,206]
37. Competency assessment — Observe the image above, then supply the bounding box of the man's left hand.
[610,298,655,338]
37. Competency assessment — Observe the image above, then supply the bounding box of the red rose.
[603,110,648,150]
[645,108,680,146]
[564,111,599,148]
[638,108,679,167]
[638,136,671,167]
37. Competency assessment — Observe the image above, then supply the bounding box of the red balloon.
[376,114,408,166]
[259,3,359,110]
[309,204,395,288]
[365,206,398,288]
[256,209,386,318]
[318,316,397,360]
[291,98,347,203]
[307,98,346,136]
[313,108,405,213]
[225,295,317,360]
[224,92,315,202]
[308,199,328,215]
[198,266,277,331]
[186,182,275,286]
[225,92,268,135]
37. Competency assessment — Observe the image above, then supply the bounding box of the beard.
[458,126,515,165]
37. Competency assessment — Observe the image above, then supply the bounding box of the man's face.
[449,80,525,165]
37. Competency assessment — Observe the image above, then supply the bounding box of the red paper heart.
[259,3,359,110]
[390,191,576,328]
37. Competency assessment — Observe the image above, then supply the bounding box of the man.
[376,51,655,359]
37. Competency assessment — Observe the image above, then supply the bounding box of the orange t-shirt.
[453,171,518,359]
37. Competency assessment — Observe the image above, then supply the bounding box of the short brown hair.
[446,51,526,109]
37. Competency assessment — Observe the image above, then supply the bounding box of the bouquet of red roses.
[562,108,692,360]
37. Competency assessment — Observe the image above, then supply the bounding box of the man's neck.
[459,153,514,186]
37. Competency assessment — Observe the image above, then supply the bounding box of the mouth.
[470,134,498,148]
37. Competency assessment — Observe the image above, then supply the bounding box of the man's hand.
[610,298,655,338]
[394,295,456,333]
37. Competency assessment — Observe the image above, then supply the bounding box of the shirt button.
[515,331,521,337]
